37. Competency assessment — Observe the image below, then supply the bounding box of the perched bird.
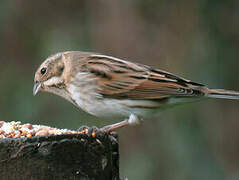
[33,51,239,132]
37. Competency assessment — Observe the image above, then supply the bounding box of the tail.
[206,88,239,100]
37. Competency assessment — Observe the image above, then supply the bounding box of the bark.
[0,132,119,180]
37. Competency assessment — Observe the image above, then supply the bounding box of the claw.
[78,126,101,138]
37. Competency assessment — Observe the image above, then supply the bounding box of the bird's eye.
[40,68,47,75]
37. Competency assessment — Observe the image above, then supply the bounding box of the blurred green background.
[1,1,239,179]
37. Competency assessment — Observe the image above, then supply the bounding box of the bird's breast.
[68,84,163,118]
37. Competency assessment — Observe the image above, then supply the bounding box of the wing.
[80,54,206,100]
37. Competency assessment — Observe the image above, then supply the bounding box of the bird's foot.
[100,114,141,132]
[78,114,141,136]
[78,125,100,138]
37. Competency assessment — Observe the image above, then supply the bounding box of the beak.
[33,82,42,96]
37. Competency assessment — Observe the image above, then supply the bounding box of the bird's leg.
[100,114,141,133]
[78,114,141,136]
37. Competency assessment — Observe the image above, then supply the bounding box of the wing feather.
[79,54,205,100]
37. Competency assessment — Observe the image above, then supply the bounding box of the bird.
[33,51,239,132]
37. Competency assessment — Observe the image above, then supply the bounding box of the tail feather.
[206,89,239,100]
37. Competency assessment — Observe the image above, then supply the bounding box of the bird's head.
[33,52,65,96]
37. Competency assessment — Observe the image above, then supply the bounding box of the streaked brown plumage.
[33,51,239,132]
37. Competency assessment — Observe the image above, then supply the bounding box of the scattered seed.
[0,121,87,139]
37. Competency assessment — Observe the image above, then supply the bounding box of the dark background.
[1,1,239,179]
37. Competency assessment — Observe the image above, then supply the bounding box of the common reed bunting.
[33,51,239,132]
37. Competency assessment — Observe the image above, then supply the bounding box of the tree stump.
[0,132,119,180]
